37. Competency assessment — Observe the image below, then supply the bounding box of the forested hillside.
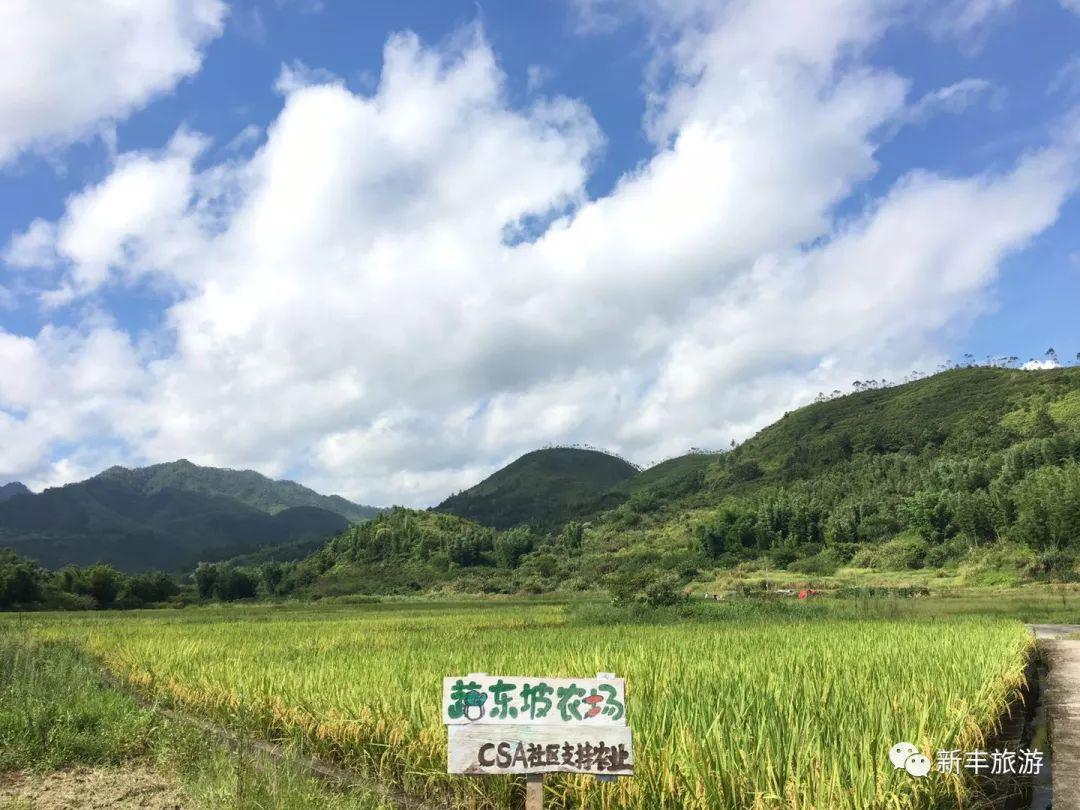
[255,366,1080,597]
[96,460,379,522]
[685,366,1080,569]
[0,462,365,571]
[435,447,637,528]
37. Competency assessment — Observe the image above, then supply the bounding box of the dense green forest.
[0,550,183,610]
[682,366,1080,574]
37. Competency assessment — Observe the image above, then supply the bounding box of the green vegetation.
[0,461,366,572]
[217,536,330,567]
[13,600,1034,809]
[229,509,512,597]
[0,549,185,610]
[249,508,595,597]
[0,634,157,771]
[677,367,1080,580]
[0,625,391,808]
[613,452,720,500]
[4,368,1077,809]
[435,447,638,528]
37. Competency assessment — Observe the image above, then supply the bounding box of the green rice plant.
[7,602,1032,809]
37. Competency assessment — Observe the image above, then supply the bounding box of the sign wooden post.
[443,670,632,809]
[525,773,543,810]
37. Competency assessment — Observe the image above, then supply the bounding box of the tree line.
[814,348,1078,403]
[0,553,181,610]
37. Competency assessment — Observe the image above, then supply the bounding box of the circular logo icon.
[904,753,932,778]
[889,742,919,769]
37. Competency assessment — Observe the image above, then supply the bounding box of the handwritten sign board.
[442,675,627,725]
[443,674,633,777]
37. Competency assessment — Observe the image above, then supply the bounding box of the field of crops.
[15,602,1032,809]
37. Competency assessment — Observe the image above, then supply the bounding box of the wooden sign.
[442,675,627,726]
[443,673,633,778]
[447,723,633,775]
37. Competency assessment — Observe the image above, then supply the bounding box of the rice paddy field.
[7,601,1034,809]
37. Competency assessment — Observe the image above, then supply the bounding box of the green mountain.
[262,366,1080,598]
[0,483,30,502]
[434,447,639,528]
[701,365,1079,496]
[0,462,371,572]
[434,446,725,530]
[615,452,721,500]
[96,459,380,522]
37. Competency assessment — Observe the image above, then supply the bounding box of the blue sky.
[0,0,1078,503]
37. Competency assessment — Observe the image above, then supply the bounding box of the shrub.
[128,571,180,604]
[849,547,877,568]
[641,574,686,608]
[874,535,929,570]
[213,567,257,601]
[607,571,688,609]
[788,551,839,576]
[1029,550,1079,582]
[768,547,798,568]
[193,562,219,599]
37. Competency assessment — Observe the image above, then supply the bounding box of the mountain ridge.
[0,482,30,502]
[0,460,377,572]
[93,459,380,522]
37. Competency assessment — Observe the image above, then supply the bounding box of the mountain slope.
[0,466,355,572]
[435,448,638,529]
[596,366,1080,572]
[705,365,1080,495]
[96,460,379,522]
[0,482,29,502]
[617,453,722,500]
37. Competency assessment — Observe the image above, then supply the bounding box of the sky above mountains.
[0,0,1078,506]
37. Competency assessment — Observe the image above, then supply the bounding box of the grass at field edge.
[0,630,393,809]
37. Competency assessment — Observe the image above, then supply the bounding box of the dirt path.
[0,765,187,809]
[1030,624,1080,809]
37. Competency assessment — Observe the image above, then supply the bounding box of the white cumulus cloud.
[0,0,226,165]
